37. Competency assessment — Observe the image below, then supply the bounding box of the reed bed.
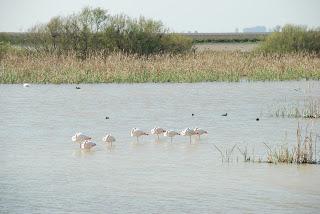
[1,51,320,83]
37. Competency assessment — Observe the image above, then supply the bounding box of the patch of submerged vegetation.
[1,50,319,83]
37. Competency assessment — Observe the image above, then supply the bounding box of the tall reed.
[263,123,318,164]
[1,51,319,83]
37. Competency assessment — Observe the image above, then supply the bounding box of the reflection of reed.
[212,144,236,163]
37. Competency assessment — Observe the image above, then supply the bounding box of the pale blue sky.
[0,0,319,32]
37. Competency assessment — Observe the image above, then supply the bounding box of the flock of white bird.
[72,127,208,150]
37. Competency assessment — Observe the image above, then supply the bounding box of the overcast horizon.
[1,0,319,33]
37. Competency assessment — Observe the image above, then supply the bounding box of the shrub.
[258,24,320,54]
[26,7,192,58]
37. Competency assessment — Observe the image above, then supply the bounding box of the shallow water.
[1,81,320,213]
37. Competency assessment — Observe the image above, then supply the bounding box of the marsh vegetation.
[1,50,319,83]
[0,8,320,83]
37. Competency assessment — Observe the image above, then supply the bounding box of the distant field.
[193,42,259,52]
[180,32,269,43]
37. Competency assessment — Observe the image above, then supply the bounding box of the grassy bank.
[1,51,319,83]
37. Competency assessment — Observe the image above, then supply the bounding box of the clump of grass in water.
[272,98,320,119]
[263,123,318,164]
[213,123,319,164]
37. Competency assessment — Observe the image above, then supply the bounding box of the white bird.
[181,128,196,144]
[131,128,148,142]
[80,140,96,150]
[151,127,166,140]
[23,83,30,87]
[102,134,116,146]
[164,130,180,143]
[72,132,92,148]
[194,127,208,139]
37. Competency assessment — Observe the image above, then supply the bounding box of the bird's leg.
[137,136,139,143]
[199,134,200,139]
[171,137,173,143]
[157,134,159,141]
[189,136,191,144]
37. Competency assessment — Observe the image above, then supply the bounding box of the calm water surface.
[1,81,320,213]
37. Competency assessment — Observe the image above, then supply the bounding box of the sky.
[0,0,319,32]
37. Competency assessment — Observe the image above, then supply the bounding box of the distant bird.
[76,86,81,89]
[181,128,196,144]
[191,113,195,116]
[131,128,148,142]
[256,118,260,121]
[194,127,208,139]
[80,141,96,150]
[221,113,228,116]
[102,134,116,146]
[164,130,180,143]
[151,127,166,140]
[72,132,92,148]
[23,83,30,87]
[105,116,110,120]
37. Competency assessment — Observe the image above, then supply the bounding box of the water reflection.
[72,149,96,157]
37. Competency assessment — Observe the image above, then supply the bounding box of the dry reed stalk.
[1,51,320,83]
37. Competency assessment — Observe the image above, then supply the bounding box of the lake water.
[1,81,320,213]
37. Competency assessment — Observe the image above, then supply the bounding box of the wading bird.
[131,128,148,142]
[194,127,208,139]
[164,130,180,143]
[151,127,166,140]
[103,134,116,147]
[181,128,196,144]
[72,132,92,148]
[80,141,96,150]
